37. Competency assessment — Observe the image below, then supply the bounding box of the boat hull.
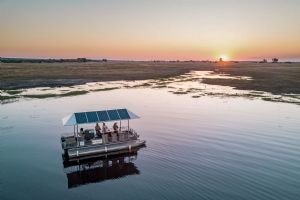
[65,139,146,160]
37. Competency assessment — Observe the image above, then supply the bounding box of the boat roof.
[62,108,140,126]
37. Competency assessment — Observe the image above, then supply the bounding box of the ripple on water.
[0,126,14,132]
[0,87,300,200]
[141,114,300,199]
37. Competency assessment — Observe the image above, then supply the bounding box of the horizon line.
[1,56,300,62]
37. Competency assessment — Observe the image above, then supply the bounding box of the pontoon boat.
[61,108,146,160]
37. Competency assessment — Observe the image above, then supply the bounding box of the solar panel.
[75,112,87,124]
[69,109,137,125]
[86,111,98,123]
[117,109,130,119]
[97,111,110,121]
[107,109,120,120]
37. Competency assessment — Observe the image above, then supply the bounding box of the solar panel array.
[74,109,131,124]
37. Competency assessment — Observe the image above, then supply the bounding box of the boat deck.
[61,129,145,160]
[61,129,138,149]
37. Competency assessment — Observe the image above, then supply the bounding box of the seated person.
[84,129,95,140]
[95,123,102,137]
[79,128,84,137]
[113,122,119,133]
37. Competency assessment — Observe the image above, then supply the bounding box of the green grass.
[91,87,120,91]
[4,90,23,95]
[171,91,188,95]
[0,61,210,90]
[1,61,300,95]
[0,95,19,101]
[23,94,59,99]
[151,85,167,88]
[192,95,201,98]
[125,83,152,88]
[23,90,89,99]
[138,83,153,87]
[60,91,89,96]
[186,88,203,93]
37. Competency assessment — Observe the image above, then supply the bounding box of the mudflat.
[0,61,299,95]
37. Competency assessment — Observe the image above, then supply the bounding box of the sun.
[219,54,229,61]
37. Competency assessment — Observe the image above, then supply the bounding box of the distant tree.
[77,58,87,62]
[219,57,223,62]
[259,59,267,63]
[272,58,279,63]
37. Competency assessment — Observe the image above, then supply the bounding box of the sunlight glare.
[220,54,229,61]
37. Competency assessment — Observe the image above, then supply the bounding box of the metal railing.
[61,128,139,149]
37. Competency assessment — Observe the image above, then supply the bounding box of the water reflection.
[62,149,142,189]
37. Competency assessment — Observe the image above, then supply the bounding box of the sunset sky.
[1,0,300,61]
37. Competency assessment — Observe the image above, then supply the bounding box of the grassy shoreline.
[1,61,300,95]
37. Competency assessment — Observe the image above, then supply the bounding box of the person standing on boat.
[113,122,119,133]
[102,123,109,133]
[95,123,101,137]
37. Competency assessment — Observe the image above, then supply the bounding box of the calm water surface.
[0,88,300,200]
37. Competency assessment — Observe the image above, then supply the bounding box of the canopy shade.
[62,108,140,126]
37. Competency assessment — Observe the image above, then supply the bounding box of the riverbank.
[0,61,213,89]
[1,61,299,95]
